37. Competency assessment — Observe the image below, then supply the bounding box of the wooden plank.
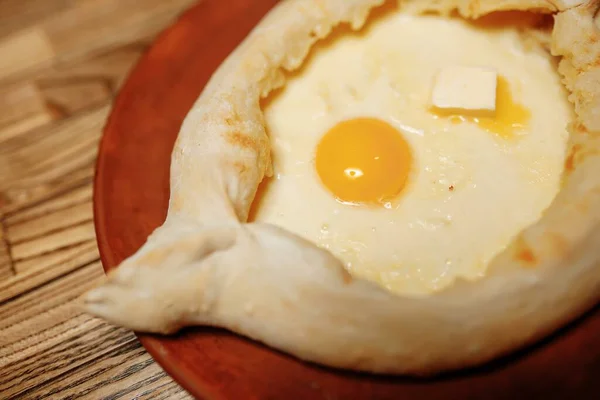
[19,342,191,399]
[0,1,198,398]
[34,43,146,114]
[0,27,55,82]
[0,317,133,398]
[0,111,54,143]
[0,105,109,214]
[9,201,92,244]
[0,0,72,40]
[0,43,146,142]
[37,41,149,92]
[5,184,92,225]
[0,240,98,303]
[0,262,104,345]
[0,181,98,302]
[0,222,13,280]
[0,261,189,399]
[0,105,108,187]
[0,81,51,128]
[11,220,95,265]
[45,0,195,56]
[0,163,95,217]
[0,0,195,83]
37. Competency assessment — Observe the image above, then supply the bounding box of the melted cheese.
[251,11,571,296]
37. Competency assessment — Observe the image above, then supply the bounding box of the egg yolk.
[315,118,412,205]
[436,76,531,138]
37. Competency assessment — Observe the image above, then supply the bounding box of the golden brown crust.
[83,0,600,375]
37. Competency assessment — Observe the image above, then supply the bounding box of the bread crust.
[84,0,600,375]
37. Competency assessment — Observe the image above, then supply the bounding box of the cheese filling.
[251,10,572,296]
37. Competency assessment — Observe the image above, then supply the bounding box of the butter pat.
[431,66,498,114]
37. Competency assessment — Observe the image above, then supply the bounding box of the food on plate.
[84,0,600,376]
[251,9,571,295]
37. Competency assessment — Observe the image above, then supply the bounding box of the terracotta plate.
[94,0,600,398]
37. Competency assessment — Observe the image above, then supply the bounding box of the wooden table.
[0,1,197,398]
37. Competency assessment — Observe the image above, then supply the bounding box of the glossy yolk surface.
[315,118,412,205]
[434,76,531,138]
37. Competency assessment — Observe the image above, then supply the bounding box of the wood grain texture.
[0,0,193,398]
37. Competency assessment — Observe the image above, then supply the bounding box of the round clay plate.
[94,0,600,398]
